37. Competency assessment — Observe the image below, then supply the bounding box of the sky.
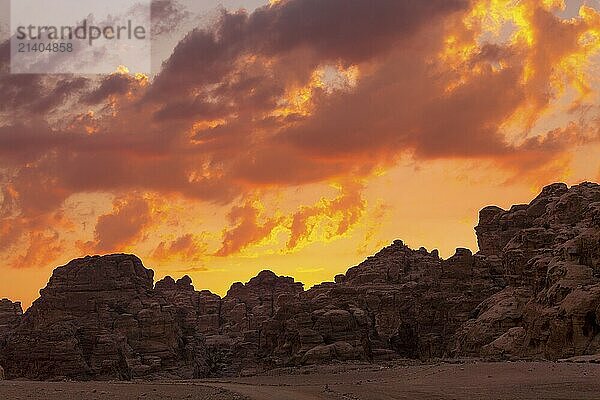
[1,0,600,309]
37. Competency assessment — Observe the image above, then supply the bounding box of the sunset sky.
[1,0,600,309]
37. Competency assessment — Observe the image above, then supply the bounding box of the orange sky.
[1,0,600,309]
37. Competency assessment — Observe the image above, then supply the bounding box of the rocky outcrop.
[256,242,503,366]
[0,299,22,335]
[455,182,600,360]
[0,299,23,376]
[0,255,208,380]
[0,182,598,379]
[206,270,305,375]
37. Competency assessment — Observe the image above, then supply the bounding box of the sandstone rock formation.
[0,255,208,380]
[0,299,22,335]
[0,298,22,379]
[0,182,598,379]
[454,182,600,360]
[257,242,503,366]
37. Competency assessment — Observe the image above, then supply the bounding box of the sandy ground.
[1,361,599,400]
[0,381,248,400]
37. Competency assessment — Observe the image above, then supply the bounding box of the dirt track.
[1,361,599,399]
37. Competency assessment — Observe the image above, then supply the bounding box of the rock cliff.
[0,299,22,335]
[0,255,208,380]
[454,182,600,360]
[0,182,598,379]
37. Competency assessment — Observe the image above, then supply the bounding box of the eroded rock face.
[0,299,22,334]
[0,255,208,380]
[1,182,598,379]
[0,299,27,377]
[455,182,600,360]
[255,241,504,367]
[208,270,304,375]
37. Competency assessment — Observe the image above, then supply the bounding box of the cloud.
[7,231,64,269]
[214,182,366,256]
[83,73,140,104]
[356,201,390,255]
[1,0,600,268]
[151,0,190,36]
[148,0,468,99]
[175,265,209,273]
[287,181,365,249]
[3,1,597,204]
[92,195,152,252]
[215,197,282,256]
[152,233,208,261]
[0,209,70,268]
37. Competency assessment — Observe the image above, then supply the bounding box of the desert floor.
[1,361,599,400]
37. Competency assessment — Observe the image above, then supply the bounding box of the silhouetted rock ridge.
[0,182,598,379]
